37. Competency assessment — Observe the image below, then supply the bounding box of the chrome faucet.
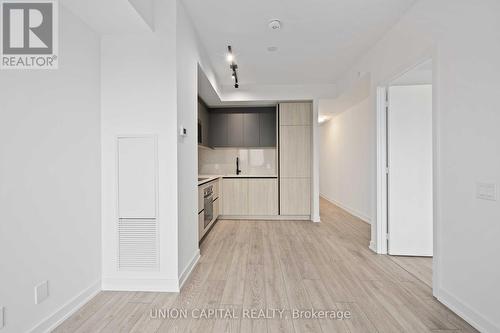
[236,157,241,175]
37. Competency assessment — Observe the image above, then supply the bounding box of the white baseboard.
[438,288,499,333]
[29,280,101,333]
[369,240,377,253]
[320,194,371,224]
[179,250,200,289]
[102,277,179,292]
[219,215,311,221]
[311,215,321,223]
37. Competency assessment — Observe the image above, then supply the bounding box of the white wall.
[319,98,373,223]
[335,0,500,331]
[176,1,201,284]
[176,1,221,283]
[0,6,101,333]
[100,0,180,291]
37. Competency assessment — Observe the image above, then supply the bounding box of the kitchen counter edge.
[198,175,278,186]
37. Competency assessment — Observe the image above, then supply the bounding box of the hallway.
[55,198,476,332]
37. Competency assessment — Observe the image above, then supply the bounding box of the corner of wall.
[437,289,500,333]
[369,240,377,253]
[29,280,101,333]
[311,215,321,223]
[320,194,371,224]
[179,249,201,289]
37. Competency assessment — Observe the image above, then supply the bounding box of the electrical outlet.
[35,281,49,304]
[476,182,497,201]
[0,306,4,329]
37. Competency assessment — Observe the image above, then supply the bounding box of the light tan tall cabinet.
[279,102,312,216]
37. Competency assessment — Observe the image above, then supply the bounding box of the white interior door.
[388,85,433,256]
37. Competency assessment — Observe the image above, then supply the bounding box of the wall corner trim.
[179,250,201,289]
[438,288,499,333]
[29,280,101,333]
[369,241,377,253]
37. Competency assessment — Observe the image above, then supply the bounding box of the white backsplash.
[198,147,277,175]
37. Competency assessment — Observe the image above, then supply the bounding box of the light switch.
[476,182,497,201]
[35,281,49,304]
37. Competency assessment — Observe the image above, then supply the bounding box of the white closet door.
[117,136,157,218]
[388,85,433,256]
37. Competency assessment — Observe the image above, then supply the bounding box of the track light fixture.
[227,45,239,89]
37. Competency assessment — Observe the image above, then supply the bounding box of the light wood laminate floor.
[54,198,477,333]
[389,256,433,288]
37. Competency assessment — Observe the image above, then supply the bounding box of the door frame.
[375,52,441,298]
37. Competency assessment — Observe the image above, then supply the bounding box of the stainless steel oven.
[203,185,213,228]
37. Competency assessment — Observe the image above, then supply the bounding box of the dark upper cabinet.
[227,113,244,147]
[209,113,228,147]
[259,112,276,147]
[208,109,276,148]
[243,113,260,147]
[198,99,210,145]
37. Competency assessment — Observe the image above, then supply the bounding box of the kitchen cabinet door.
[213,197,220,221]
[209,113,228,147]
[212,179,220,200]
[198,212,204,241]
[222,179,248,215]
[280,178,310,215]
[198,185,204,214]
[259,112,276,147]
[198,100,210,145]
[243,113,260,147]
[279,125,311,178]
[279,102,312,126]
[248,179,278,215]
[227,113,244,147]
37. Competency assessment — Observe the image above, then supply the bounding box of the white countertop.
[198,175,221,186]
[198,174,278,186]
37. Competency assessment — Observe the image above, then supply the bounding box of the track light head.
[227,45,240,89]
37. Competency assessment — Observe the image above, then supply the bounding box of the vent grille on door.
[118,218,158,271]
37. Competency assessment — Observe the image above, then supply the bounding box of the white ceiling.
[183,0,416,87]
[198,66,277,107]
[319,74,370,118]
[61,0,153,34]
